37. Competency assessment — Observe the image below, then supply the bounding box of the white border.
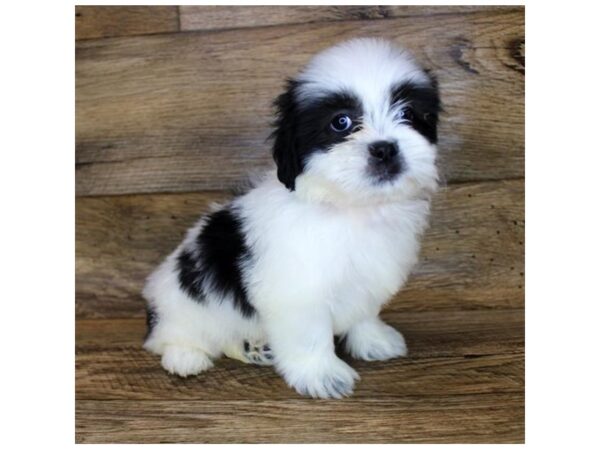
[6,1,600,449]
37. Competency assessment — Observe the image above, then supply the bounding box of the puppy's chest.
[244,196,427,308]
[317,210,420,291]
[323,215,421,332]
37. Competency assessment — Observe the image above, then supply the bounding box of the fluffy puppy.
[143,38,441,398]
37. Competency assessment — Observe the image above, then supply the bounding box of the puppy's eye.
[330,114,353,133]
[397,107,414,122]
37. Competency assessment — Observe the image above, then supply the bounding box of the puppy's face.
[272,38,440,205]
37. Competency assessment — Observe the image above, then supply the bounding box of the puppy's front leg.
[344,316,408,361]
[262,302,359,399]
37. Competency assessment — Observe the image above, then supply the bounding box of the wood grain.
[76,309,523,359]
[74,7,525,444]
[75,6,179,40]
[75,179,524,319]
[77,343,523,401]
[76,310,523,401]
[180,5,522,32]
[76,394,524,443]
[76,309,523,442]
[76,9,524,196]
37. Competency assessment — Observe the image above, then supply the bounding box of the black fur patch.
[390,77,441,144]
[177,207,256,317]
[271,80,362,190]
[145,305,158,340]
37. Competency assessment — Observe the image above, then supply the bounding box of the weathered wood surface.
[76,9,524,196]
[75,6,179,40]
[180,5,522,32]
[75,309,523,443]
[76,179,524,319]
[76,310,523,401]
[76,394,524,443]
[77,353,522,401]
[75,7,525,444]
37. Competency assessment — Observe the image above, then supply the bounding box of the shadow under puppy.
[143,38,441,399]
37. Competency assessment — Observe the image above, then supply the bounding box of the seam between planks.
[75,307,525,323]
[76,391,524,403]
[76,7,524,43]
[176,5,182,33]
[177,6,524,37]
[73,177,525,199]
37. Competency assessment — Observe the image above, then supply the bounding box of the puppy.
[143,38,440,398]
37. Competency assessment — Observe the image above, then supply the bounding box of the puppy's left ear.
[271,80,302,191]
[421,69,442,143]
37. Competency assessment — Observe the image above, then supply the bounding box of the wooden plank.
[180,5,522,32]
[404,179,525,311]
[76,394,524,443]
[76,343,523,401]
[75,6,179,40]
[75,180,524,319]
[76,310,523,401]
[76,310,524,359]
[76,9,524,196]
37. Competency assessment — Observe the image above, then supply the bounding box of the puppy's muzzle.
[369,140,398,162]
[368,140,404,182]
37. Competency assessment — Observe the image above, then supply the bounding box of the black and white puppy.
[143,38,441,398]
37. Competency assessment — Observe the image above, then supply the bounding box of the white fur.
[143,38,438,399]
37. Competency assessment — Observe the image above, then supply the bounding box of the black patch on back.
[145,305,158,340]
[177,207,256,317]
[177,250,203,298]
[271,79,362,190]
[390,77,441,143]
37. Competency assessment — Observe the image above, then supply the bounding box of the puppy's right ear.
[271,80,301,191]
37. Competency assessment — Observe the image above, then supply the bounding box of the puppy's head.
[271,38,440,205]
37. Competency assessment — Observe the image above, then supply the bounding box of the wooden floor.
[75,5,525,444]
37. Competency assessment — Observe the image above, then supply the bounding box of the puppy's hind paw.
[243,340,275,366]
[223,339,274,366]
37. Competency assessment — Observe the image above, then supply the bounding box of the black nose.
[368,141,399,161]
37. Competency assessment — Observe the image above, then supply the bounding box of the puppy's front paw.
[345,319,408,361]
[281,355,360,399]
[161,345,214,377]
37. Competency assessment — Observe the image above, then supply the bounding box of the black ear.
[271,80,302,191]
[423,69,442,141]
